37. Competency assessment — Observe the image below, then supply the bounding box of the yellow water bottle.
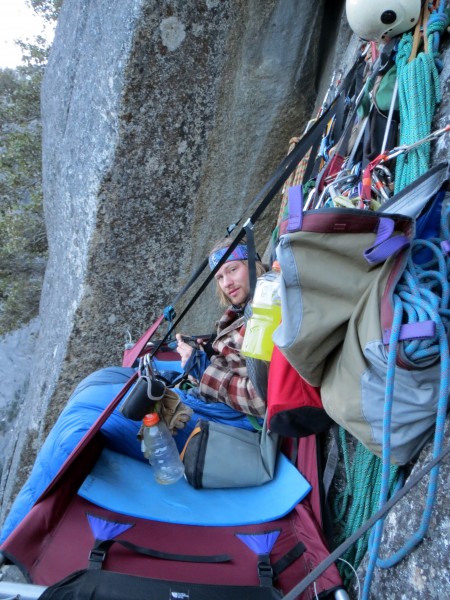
[241,261,282,361]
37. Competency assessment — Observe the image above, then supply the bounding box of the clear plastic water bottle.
[241,261,282,361]
[142,413,185,484]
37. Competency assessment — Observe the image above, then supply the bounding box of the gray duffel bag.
[180,417,279,489]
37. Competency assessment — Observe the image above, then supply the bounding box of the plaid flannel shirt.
[198,306,266,417]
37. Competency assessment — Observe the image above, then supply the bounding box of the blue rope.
[361,203,450,598]
[427,1,449,70]
[361,292,404,599]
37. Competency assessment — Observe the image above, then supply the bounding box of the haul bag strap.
[363,217,410,265]
[286,185,303,233]
[382,320,436,345]
[88,538,231,569]
[272,541,306,580]
[257,553,274,587]
[256,541,306,588]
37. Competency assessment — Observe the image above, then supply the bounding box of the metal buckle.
[257,560,274,586]
[88,548,106,565]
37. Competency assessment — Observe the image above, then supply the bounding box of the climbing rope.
[394,2,448,192]
[333,428,401,588]
[361,200,450,598]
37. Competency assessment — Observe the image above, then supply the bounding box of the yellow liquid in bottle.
[241,303,281,361]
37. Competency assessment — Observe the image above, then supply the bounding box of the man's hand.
[175,333,195,368]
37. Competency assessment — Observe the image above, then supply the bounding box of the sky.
[0,0,54,68]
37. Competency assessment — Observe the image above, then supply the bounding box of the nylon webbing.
[171,257,209,307]
[245,222,258,296]
[272,541,306,580]
[89,538,231,569]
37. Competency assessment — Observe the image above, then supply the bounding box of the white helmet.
[345,0,422,42]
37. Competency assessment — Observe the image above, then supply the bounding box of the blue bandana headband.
[209,245,248,270]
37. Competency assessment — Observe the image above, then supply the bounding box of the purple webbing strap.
[364,217,410,265]
[287,185,303,232]
[383,320,436,344]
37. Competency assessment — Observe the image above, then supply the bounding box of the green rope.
[333,427,401,587]
[394,31,442,193]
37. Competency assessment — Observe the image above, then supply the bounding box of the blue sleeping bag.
[0,367,136,543]
[0,366,259,543]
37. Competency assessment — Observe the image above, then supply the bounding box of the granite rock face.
[1,1,450,598]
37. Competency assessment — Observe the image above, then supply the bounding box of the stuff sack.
[273,165,449,464]
[181,419,279,489]
[267,345,332,437]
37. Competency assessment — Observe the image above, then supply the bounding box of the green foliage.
[16,34,52,69]
[0,6,56,335]
[26,0,62,23]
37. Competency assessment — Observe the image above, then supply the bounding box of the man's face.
[215,260,250,305]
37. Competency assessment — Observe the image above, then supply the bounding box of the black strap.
[257,553,274,588]
[245,222,258,296]
[88,538,231,570]
[303,134,322,184]
[272,542,306,580]
[257,542,306,587]
[170,257,209,307]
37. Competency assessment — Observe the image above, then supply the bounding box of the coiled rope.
[361,199,450,599]
[394,2,448,193]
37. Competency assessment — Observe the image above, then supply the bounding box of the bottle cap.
[143,412,160,426]
[272,260,281,271]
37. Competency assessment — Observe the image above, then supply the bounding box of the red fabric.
[318,153,345,192]
[267,346,331,437]
[1,466,341,596]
